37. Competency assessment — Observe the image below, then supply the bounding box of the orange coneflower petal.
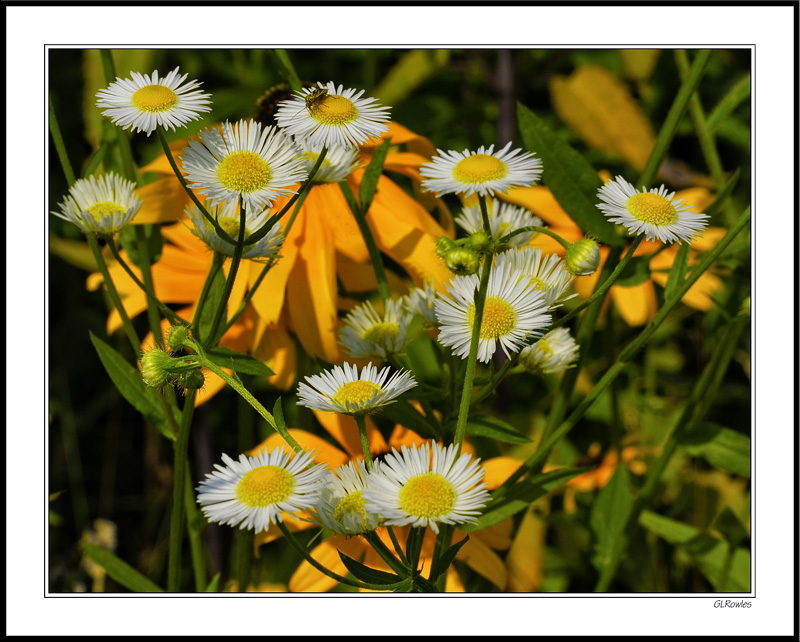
[289,536,365,593]
[453,530,508,590]
[133,177,191,224]
[251,318,297,391]
[506,509,546,592]
[610,281,657,326]
[312,410,388,460]
[248,428,349,469]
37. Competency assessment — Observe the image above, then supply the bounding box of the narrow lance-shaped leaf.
[83,543,164,593]
[204,347,274,377]
[359,137,392,214]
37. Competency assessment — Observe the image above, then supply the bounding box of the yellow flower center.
[217,150,272,193]
[87,201,124,222]
[399,473,456,519]
[130,84,178,113]
[467,296,517,340]
[453,154,508,184]
[332,491,368,527]
[299,151,333,179]
[332,380,382,408]
[236,465,295,507]
[362,322,399,348]
[626,192,678,226]
[528,276,548,292]
[217,216,249,241]
[309,94,358,125]
[537,339,553,356]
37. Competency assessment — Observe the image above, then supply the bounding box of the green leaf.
[714,508,749,547]
[195,264,226,343]
[461,467,589,532]
[639,511,750,591]
[337,551,405,585]
[89,332,174,440]
[359,137,391,215]
[429,535,470,582]
[517,102,624,247]
[118,224,163,266]
[664,242,691,300]
[204,573,221,592]
[204,347,274,377]
[273,397,286,431]
[704,168,740,218]
[678,423,750,477]
[614,255,652,287]
[82,543,164,592]
[464,416,532,445]
[590,464,633,571]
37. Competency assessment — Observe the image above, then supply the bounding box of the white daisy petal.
[400,280,439,325]
[96,66,212,136]
[362,442,491,534]
[293,136,361,183]
[596,175,709,244]
[520,327,580,374]
[196,446,328,534]
[181,119,308,212]
[275,82,391,150]
[314,460,382,535]
[185,199,282,259]
[435,261,552,363]
[456,200,543,247]
[494,247,577,308]
[339,299,413,359]
[52,173,141,235]
[297,362,417,415]
[420,142,542,197]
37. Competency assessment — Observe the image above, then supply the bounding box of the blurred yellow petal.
[133,177,191,224]
[445,567,465,592]
[550,64,655,171]
[248,223,299,328]
[472,518,513,551]
[305,183,369,263]
[650,269,725,311]
[506,508,545,592]
[251,320,297,391]
[336,253,408,295]
[312,410,388,460]
[248,428,349,469]
[452,530,508,590]
[620,49,661,82]
[387,425,426,449]
[610,281,657,326]
[289,536,365,593]
[482,457,524,490]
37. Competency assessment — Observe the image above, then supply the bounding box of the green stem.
[355,414,373,471]
[49,95,76,185]
[270,50,302,91]
[106,240,185,325]
[497,225,571,249]
[87,235,141,356]
[167,390,197,592]
[83,143,108,179]
[386,527,409,565]
[363,532,408,577]
[638,49,712,187]
[135,226,165,347]
[276,522,406,591]
[453,247,493,456]
[99,50,139,185]
[497,205,750,493]
[183,462,207,592]
[193,252,225,344]
[339,180,391,300]
[206,199,246,347]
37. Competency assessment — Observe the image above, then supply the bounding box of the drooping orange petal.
[336,253,408,295]
[247,222,300,328]
[452,529,508,590]
[472,518,514,551]
[650,269,725,311]
[248,428,349,469]
[251,319,297,391]
[500,186,581,230]
[387,425,426,449]
[308,183,370,264]
[133,176,191,224]
[139,139,188,175]
[610,281,657,326]
[445,567,465,592]
[482,457,525,490]
[506,508,545,592]
[688,226,728,252]
[253,512,311,550]
[312,409,388,460]
[289,536,365,593]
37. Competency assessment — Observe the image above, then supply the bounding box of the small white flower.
[421,142,542,197]
[181,119,307,211]
[196,446,328,534]
[494,247,577,308]
[520,327,580,374]
[276,81,391,150]
[362,442,491,533]
[293,137,361,183]
[435,261,552,363]
[297,362,417,415]
[96,66,211,136]
[314,460,381,535]
[456,200,543,247]
[596,175,709,244]
[184,199,282,259]
[401,280,439,326]
[52,173,141,234]
[339,299,413,359]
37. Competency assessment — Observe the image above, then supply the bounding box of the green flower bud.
[177,368,205,392]
[565,238,601,276]
[166,325,191,351]
[436,236,456,258]
[466,230,492,253]
[141,348,176,389]
[445,248,481,275]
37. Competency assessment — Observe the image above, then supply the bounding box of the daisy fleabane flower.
[596,176,709,244]
[52,173,141,234]
[185,199,282,259]
[435,261,552,363]
[297,362,417,415]
[420,142,542,197]
[456,200,543,247]
[181,119,307,211]
[293,137,361,184]
[519,327,580,374]
[314,460,381,535]
[95,67,211,136]
[362,442,491,533]
[494,247,576,308]
[401,280,438,326]
[196,446,328,534]
[339,299,412,359]
[275,81,391,150]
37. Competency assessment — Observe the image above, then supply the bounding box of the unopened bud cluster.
[436,231,496,276]
[141,325,204,392]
